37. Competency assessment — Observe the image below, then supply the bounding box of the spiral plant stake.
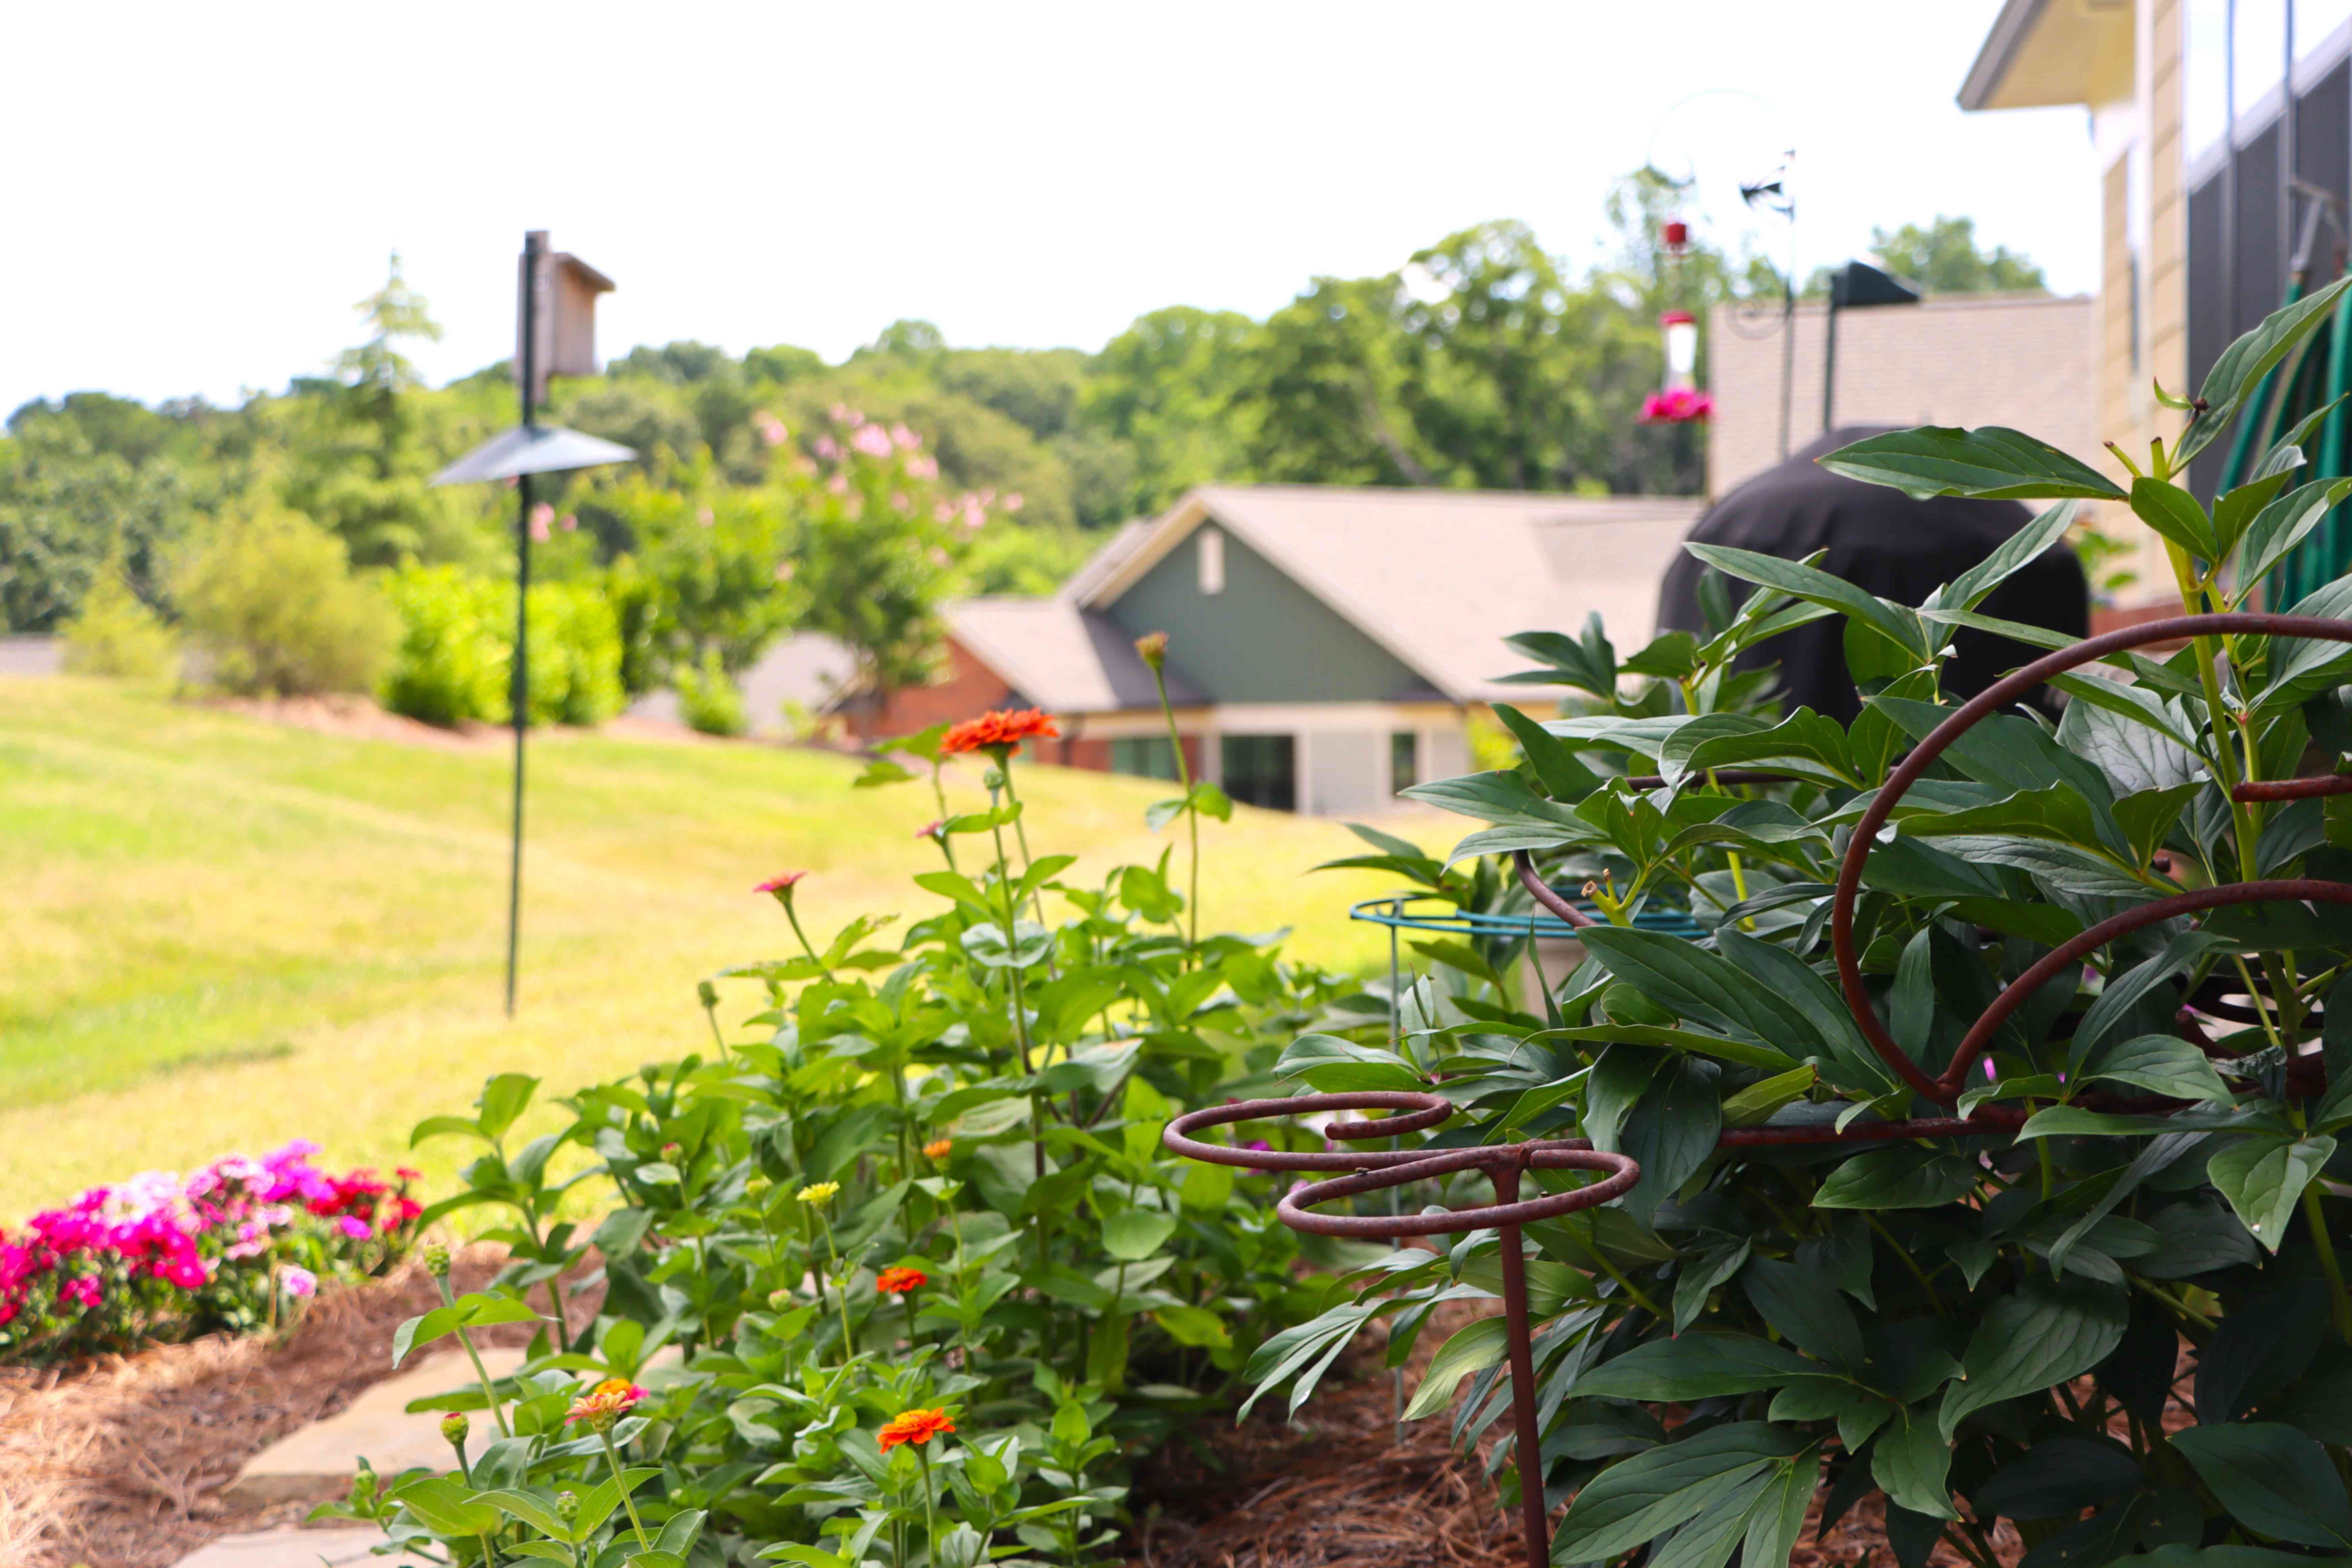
[1166,611,2352,1568]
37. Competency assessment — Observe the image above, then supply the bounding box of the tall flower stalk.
[1135,632,1201,949]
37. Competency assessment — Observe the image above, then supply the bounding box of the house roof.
[1958,0,2130,112]
[1073,485,1705,705]
[949,596,1205,712]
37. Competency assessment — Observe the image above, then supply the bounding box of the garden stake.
[1167,613,2352,1567]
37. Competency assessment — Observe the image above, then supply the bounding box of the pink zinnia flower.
[281,1266,317,1298]
[755,872,807,897]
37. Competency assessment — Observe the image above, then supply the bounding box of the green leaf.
[1576,928,1820,1053]
[1151,1303,1231,1348]
[475,1073,539,1142]
[959,920,1052,970]
[2179,273,2352,466]
[1815,425,2126,501]
[1872,1405,1958,1521]
[388,1476,502,1537]
[1535,1023,1800,1073]
[2071,933,2226,1069]
[2130,477,2218,560]
[1500,616,1618,696]
[2240,477,2352,586]
[2170,1422,2352,1548]
[1574,1330,1819,1400]
[1275,1032,1428,1093]
[2207,1134,2336,1253]
[1741,1257,1865,1370]
[1401,768,1579,829]
[2109,1551,2323,1568]
[1684,542,1928,658]
[2084,1033,2233,1104]
[1672,1241,1753,1333]
[1492,703,1604,802]
[1939,1275,2127,1437]
[1813,1147,1981,1210]
[1720,1065,1817,1127]
[1098,1208,1177,1263]
[1937,499,2080,613]
[1741,1450,1821,1568]
[1402,1316,1508,1420]
[1551,1423,1809,1563]
[1647,1471,1775,1568]
[1658,709,1859,790]
[1973,1435,2145,1520]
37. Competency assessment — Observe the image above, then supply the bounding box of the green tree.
[279,255,473,566]
[1807,215,2047,295]
[1241,273,1440,486]
[175,500,398,696]
[0,420,192,630]
[1081,306,1259,518]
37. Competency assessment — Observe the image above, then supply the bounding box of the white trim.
[1197,701,1460,734]
[1196,525,1225,594]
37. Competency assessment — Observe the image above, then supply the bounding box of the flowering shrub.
[0,1141,419,1362]
[341,676,1365,1566]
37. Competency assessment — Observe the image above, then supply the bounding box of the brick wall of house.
[844,638,1016,744]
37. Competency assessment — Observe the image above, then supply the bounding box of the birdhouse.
[517,232,615,408]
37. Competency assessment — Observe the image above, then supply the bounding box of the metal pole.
[1777,269,1795,460]
[1821,269,1841,435]
[1492,1161,1550,1568]
[2223,0,2239,342]
[2283,1,2297,307]
[506,231,543,1018]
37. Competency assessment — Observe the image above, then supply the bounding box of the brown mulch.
[0,1248,552,1568]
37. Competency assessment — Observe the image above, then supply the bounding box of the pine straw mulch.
[2,1261,2184,1568]
[1122,1302,2040,1568]
[0,1248,554,1568]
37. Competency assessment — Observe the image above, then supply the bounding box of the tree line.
[0,183,2041,721]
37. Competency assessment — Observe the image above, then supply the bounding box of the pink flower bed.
[0,1141,420,1363]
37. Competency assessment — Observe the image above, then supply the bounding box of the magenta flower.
[281,1265,317,1298]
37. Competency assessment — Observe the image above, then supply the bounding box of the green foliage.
[1805,215,2048,296]
[1246,287,2352,1568]
[175,502,397,697]
[675,650,747,737]
[60,566,177,680]
[380,564,624,727]
[371,713,1353,1563]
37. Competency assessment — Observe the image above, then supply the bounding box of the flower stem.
[916,1444,938,1553]
[598,1428,650,1552]
[782,897,834,981]
[1149,661,1199,951]
[434,1275,511,1439]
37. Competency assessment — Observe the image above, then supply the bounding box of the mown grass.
[0,677,1433,1215]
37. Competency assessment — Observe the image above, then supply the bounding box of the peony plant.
[1241,274,2352,1568]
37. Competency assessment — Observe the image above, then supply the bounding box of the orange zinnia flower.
[876,1266,928,1296]
[939,708,1059,758]
[565,1377,646,1429]
[878,1407,956,1451]
[923,1137,953,1160]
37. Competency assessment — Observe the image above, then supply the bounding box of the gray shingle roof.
[950,484,1705,711]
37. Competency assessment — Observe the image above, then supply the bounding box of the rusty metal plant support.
[1163,614,2352,1567]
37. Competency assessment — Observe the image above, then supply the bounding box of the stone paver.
[221,1347,526,1508]
[170,1525,427,1567]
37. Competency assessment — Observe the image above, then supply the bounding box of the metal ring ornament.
[1278,1142,1642,1239]
[1830,612,2352,1107]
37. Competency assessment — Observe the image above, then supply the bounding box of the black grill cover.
[1657,426,2090,723]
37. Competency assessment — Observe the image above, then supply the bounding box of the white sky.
[2,2,2096,416]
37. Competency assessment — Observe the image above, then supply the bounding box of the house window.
[1220,734,1294,811]
[1109,735,1181,781]
[1197,525,1225,595]
[1390,731,1419,794]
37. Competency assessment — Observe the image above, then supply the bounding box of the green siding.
[1104,525,1434,702]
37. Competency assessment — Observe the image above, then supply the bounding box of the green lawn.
[0,677,1430,1217]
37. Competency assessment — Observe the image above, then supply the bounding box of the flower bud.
[421,1244,450,1278]
[696,978,719,1010]
[745,1174,772,1198]
[440,1413,469,1448]
[768,1288,795,1313]
[556,1490,580,1522]
[350,1465,378,1506]
[1133,630,1169,670]
[660,1142,683,1162]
